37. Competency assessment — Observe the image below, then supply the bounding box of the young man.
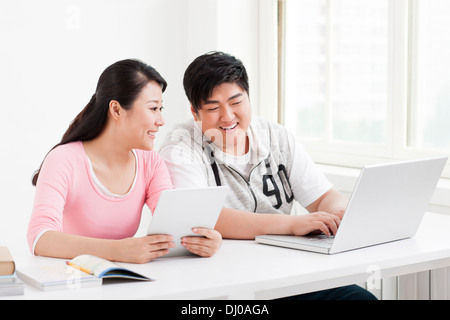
[159,52,376,300]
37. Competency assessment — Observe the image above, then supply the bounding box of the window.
[280,0,450,177]
[408,0,450,151]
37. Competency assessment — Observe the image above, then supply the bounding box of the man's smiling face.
[191,82,252,156]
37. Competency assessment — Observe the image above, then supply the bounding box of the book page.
[69,255,151,280]
[70,255,121,277]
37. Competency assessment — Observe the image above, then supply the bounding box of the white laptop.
[147,186,228,257]
[255,157,447,254]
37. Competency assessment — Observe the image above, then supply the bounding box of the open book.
[17,255,152,291]
[67,255,151,280]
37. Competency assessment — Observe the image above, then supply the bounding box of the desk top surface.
[5,212,450,300]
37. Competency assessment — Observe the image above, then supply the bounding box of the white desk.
[5,212,450,300]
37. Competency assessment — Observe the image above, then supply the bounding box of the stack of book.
[17,254,151,291]
[0,246,24,296]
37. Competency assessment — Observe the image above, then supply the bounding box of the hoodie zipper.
[227,160,263,213]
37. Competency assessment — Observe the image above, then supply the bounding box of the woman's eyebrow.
[146,99,163,104]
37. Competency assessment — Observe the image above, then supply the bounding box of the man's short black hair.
[183,51,249,113]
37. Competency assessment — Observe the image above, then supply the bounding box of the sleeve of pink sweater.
[27,145,74,252]
[141,149,174,213]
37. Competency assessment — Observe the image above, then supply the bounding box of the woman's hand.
[115,234,175,263]
[181,228,222,257]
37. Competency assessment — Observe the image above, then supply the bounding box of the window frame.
[274,0,450,178]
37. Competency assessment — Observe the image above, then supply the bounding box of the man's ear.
[109,100,122,120]
[190,105,199,121]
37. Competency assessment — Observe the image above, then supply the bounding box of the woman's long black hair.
[31,59,167,186]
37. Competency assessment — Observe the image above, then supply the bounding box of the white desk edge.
[3,212,450,300]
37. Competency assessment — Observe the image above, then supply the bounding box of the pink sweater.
[27,141,173,253]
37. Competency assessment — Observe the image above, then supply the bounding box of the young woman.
[27,59,222,263]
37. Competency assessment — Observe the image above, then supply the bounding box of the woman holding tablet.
[27,59,221,263]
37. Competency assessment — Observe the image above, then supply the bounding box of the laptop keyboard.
[307,235,335,244]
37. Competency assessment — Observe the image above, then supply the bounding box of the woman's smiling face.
[122,80,165,151]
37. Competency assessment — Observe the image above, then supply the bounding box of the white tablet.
[147,186,229,257]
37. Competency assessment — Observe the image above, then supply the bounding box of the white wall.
[0,0,264,253]
[184,0,262,119]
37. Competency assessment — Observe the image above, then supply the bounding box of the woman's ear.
[109,100,122,121]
